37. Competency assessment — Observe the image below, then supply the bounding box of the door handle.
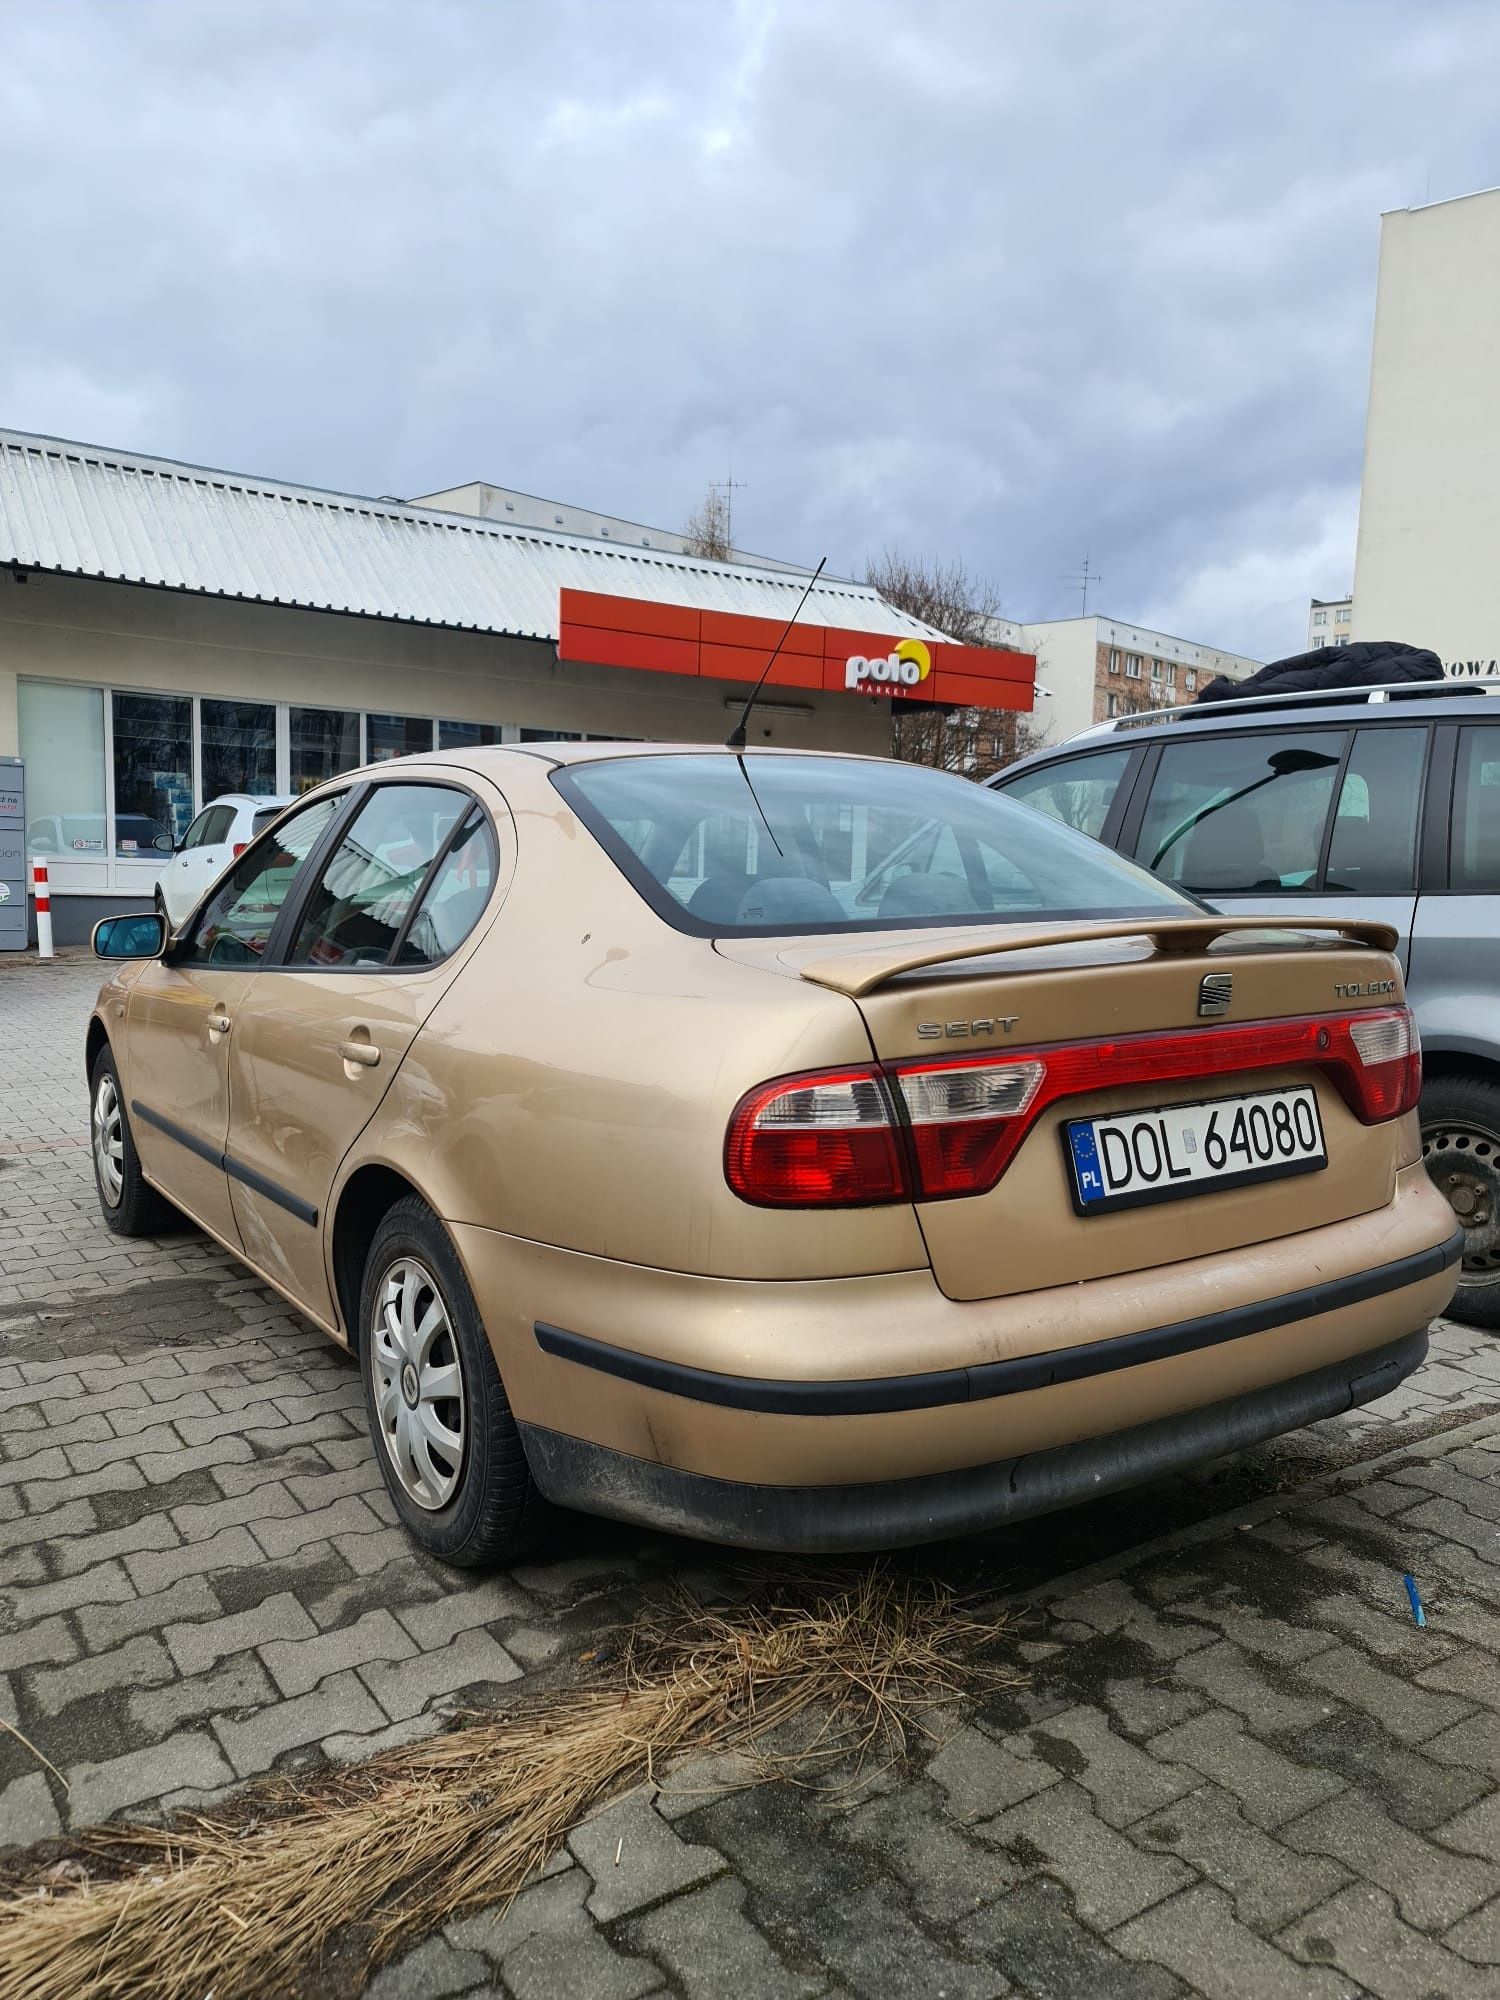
[207,1013,231,1040]
[338,1039,381,1068]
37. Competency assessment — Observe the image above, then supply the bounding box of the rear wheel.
[89,1046,174,1237]
[358,1195,544,1566]
[1422,1073,1500,1329]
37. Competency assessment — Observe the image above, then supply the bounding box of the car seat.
[1178,804,1281,892]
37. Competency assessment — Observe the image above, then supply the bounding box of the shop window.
[17,681,107,856]
[202,698,275,800]
[437,720,506,749]
[368,714,436,762]
[112,692,192,855]
[290,707,361,794]
[519,728,583,742]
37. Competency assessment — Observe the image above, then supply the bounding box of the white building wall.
[1352,188,1500,674]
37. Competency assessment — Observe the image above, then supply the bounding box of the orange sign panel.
[557,590,1035,711]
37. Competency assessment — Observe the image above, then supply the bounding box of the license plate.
[1065,1085,1326,1216]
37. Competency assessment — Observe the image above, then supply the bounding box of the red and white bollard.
[31,856,53,959]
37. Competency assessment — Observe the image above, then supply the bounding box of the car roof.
[414,741,893,771]
[997,676,1500,780]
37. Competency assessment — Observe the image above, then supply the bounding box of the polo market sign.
[844,638,933,697]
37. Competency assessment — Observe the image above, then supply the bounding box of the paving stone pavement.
[4,958,1500,1997]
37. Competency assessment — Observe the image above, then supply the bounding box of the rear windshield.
[556,753,1199,936]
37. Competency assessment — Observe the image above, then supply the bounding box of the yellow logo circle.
[893,639,932,682]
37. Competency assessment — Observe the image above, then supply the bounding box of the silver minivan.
[991,677,1500,1327]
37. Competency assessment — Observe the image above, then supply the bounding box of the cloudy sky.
[3,0,1498,659]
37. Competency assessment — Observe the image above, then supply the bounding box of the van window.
[1002,749,1133,839]
[1133,732,1346,894]
[1453,726,1500,892]
[1324,728,1426,894]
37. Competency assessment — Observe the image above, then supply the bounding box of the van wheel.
[1422,1075,1500,1329]
[358,1195,544,1567]
[89,1046,174,1237]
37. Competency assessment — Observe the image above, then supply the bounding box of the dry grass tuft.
[0,1566,1020,2000]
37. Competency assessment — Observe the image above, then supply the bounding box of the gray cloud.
[3,0,1498,658]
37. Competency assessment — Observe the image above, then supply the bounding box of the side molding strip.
[132,1100,319,1228]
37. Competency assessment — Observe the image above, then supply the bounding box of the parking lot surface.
[4,957,1500,1998]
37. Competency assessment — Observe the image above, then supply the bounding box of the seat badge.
[1198,972,1233,1018]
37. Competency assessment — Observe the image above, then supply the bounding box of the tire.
[358,1194,544,1567]
[89,1044,174,1237]
[1421,1073,1500,1330]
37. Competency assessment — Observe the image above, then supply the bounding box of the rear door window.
[1451,725,1500,891]
[1132,731,1346,894]
[1324,728,1427,894]
[286,783,469,968]
[1001,748,1134,839]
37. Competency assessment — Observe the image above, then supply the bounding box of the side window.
[395,812,498,966]
[288,784,467,969]
[1133,731,1346,893]
[1002,749,1133,840]
[1325,728,1427,894]
[181,795,344,966]
[1452,726,1500,893]
[180,808,216,850]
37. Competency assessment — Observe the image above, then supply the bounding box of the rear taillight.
[724,1006,1421,1209]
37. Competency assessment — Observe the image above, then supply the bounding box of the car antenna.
[725,556,827,749]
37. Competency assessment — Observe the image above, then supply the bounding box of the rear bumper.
[519,1326,1430,1551]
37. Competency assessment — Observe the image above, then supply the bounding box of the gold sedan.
[87,745,1462,1564]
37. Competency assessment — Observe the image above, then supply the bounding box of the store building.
[1352,186,1500,674]
[0,430,1033,941]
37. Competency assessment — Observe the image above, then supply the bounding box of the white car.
[155,793,295,929]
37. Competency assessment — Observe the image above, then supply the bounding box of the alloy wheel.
[92,1073,125,1207]
[371,1257,467,1510]
[1423,1121,1500,1284]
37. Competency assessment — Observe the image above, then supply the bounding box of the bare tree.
[683,485,732,562]
[866,550,1040,779]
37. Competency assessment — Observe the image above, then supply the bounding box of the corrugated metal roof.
[0,430,945,644]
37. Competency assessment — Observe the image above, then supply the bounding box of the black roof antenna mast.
[725,557,827,749]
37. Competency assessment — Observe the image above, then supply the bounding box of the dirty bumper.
[518,1326,1429,1552]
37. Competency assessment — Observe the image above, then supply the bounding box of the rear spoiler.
[798,915,1401,999]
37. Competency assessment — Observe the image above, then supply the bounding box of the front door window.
[181,794,344,967]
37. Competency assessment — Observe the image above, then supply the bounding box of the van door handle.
[338,1038,381,1068]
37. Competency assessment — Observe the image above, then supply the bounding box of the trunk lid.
[718,919,1411,1302]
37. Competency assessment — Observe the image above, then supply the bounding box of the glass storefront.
[111,692,191,855]
[202,698,276,799]
[290,706,361,794]
[15,681,531,893]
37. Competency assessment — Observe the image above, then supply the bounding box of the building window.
[112,692,192,855]
[291,706,361,794]
[1313,610,1328,627]
[1126,655,1142,679]
[1334,635,1349,647]
[367,715,437,762]
[1185,671,1196,691]
[1313,637,1326,649]
[1164,666,1175,689]
[437,721,506,749]
[1335,607,1351,624]
[201,698,276,801]
[1108,649,1120,674]
[1107,693,1120,717]
[17,681,107,858]
[1150,659,1162,681]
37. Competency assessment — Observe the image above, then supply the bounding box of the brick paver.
[4,957,1500,1999]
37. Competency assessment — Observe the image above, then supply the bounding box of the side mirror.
[93,912,167,960]
[154,834,176,855]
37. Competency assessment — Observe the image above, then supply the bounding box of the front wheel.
[358,1195,544,1566]
[89,1046,174,1237]
[1422,1073,1500,1329]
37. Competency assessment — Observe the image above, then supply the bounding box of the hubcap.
[1423,1121,1500,1283]
[92,1074,125,1206]
[371,1258,466,1511]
